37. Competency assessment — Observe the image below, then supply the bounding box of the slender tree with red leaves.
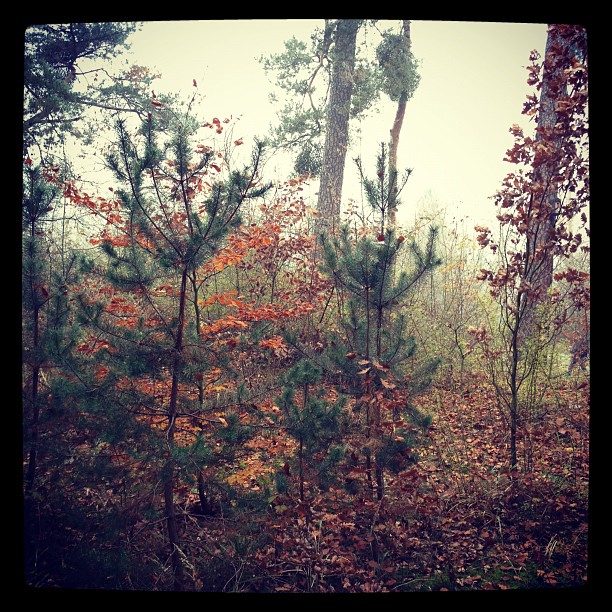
[473,24,589,470]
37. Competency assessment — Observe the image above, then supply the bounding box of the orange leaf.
[372,360,389,371]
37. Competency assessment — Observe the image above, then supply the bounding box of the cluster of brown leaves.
[169,373,589,592]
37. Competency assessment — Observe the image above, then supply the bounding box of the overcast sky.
[122,19,549,229]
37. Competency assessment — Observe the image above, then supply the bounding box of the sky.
[121,19,549,229]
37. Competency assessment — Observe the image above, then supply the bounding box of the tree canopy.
[24,22,140,157]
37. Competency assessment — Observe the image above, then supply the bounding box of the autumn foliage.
[22,27,589,593]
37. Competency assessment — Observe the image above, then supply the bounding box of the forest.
[22,21,590,593]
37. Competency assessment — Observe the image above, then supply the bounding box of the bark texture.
[388,20,412,228]
[316,19,360,236]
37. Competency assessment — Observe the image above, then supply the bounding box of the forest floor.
[24,371,590,593]
[177,372,591,593]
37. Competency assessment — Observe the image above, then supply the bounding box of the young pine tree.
[22,160,93,585]
[274,359,346,502]
[319,143,441,501]
[72,109,270,590]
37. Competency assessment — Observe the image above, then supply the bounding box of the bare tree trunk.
[525,26,585,327]
[529,27,565,297]
[316,19,360,236]
[388,20,412,228]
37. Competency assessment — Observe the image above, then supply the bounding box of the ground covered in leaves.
[173,374,590,592]
[25,374,590,593]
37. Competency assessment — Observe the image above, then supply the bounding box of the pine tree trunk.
[388,95,407,230]
[163,470,185,590]
[164,266,189,591]
[388,20,412,229]
[188,273,205,407]
[316,19,360,235]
